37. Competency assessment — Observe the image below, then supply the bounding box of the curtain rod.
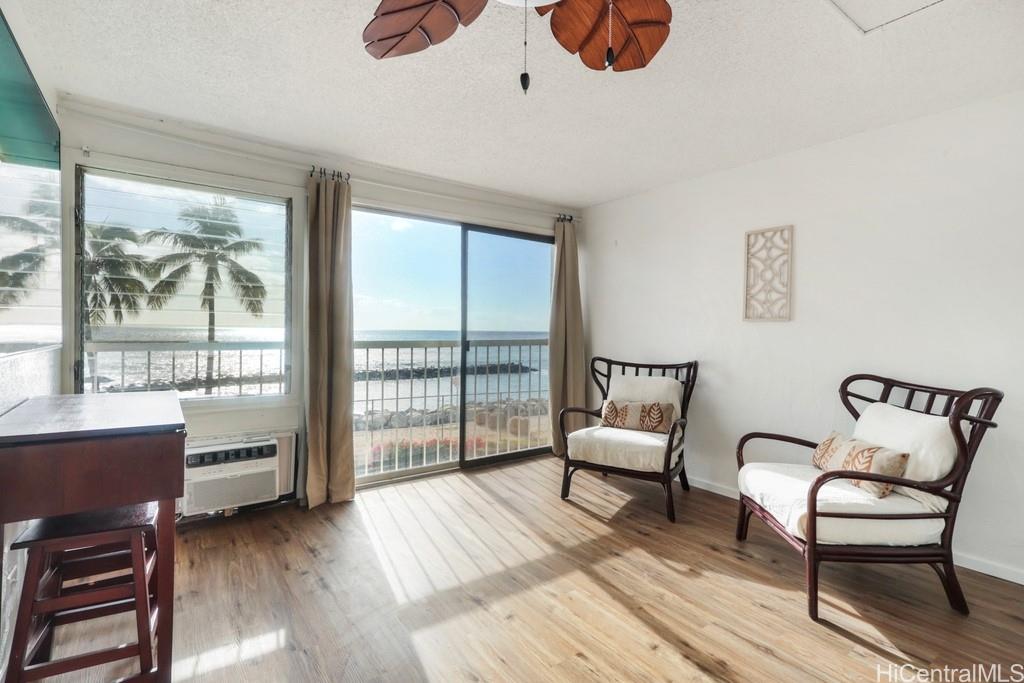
[310,165,351,183]
[60,104,575,222]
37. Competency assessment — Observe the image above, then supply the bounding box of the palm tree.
[0,181,60,310]
[83,224,149,326]
[81,223,150,390]
[0,216,52,308]
[145,198,266,395]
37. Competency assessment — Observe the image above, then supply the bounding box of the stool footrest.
[61,542,131,564]
[23,642,141,682]
[62,547,134,581]
[37,581,135,614]
[53,597,139,626]
[61,572,134,597]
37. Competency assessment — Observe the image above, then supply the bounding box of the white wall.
[580,89,1024,584]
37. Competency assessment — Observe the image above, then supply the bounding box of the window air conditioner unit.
[181,432,295,516]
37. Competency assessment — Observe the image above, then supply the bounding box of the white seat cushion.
[606,375,683,418]
[568,425,682,472]
[738,462,946,546]
[852,402,958,512]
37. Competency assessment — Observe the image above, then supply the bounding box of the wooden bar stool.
[4,503,159,682]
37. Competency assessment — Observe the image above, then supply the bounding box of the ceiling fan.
[363,0,673,92]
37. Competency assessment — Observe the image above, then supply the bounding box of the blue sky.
[352,209,552,333]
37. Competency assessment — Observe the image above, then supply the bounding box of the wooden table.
[0,392,185,682]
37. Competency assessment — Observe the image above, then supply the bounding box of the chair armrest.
[663,417,689,471]
[736,432,817,470]
[808,470,959,502]
[804,470,957,547]
[559,406,601,445]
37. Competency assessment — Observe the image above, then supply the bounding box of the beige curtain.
[305,177,355,507]
[549,218,587,456]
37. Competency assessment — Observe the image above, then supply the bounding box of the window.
[76,169,291,398]
[0,162,61,355]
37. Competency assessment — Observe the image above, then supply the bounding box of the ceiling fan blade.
[537,0,671,72]
[364,0,489,60]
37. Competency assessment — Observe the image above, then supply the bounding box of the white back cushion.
[606,375,683,418]
[852,402,958,482]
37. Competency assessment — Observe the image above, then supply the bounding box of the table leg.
[0,525,5,671]
[155,498,175,683]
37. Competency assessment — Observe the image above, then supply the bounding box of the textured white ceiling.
[4,0,1024,207]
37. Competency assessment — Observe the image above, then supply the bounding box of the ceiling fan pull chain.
[605,0,616,68]
[520,0,531,93]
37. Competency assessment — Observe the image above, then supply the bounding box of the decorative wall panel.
[744,225,792,321]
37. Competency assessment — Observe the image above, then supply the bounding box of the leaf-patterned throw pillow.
[639,402,666,431]
[811,432,909,498]
[601,400,629,428]
[601,400,674,434]
[811,431,843,469]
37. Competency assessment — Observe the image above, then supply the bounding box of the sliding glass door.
[351,211,462,481]
[351,210,553,481]
[460,226,554,466]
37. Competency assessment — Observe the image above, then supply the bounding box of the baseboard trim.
[684,475,1024,586]
[687,476,739,500]
[952,551,1024,585]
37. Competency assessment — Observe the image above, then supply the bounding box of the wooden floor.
[51,456,1023,682]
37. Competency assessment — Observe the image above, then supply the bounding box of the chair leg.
[806,553,821,621]
[735,500,752,541]
[560,458,572,500]
[131,532,154,673]
[678,465,690,491]
[663,481,676,523]
[931,561,970,615]
[6,547,45,682]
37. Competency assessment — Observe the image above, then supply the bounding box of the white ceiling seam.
[825,0,950,34]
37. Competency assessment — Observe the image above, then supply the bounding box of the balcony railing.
[82,336,552,480]
[82,340,288,397]
[353,338,550,479]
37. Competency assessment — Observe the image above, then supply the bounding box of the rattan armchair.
[736,374,1003,620]
[559,357,698,521]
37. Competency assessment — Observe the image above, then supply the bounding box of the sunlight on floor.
[172,629,287,682]
[356,474,615,607]
[403,561,706,680]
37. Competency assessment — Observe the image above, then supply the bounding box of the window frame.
[69,160,304,410]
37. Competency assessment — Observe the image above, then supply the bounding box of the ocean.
[84,327,550,411]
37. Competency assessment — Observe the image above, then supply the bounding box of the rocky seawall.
[355,398,549,432]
